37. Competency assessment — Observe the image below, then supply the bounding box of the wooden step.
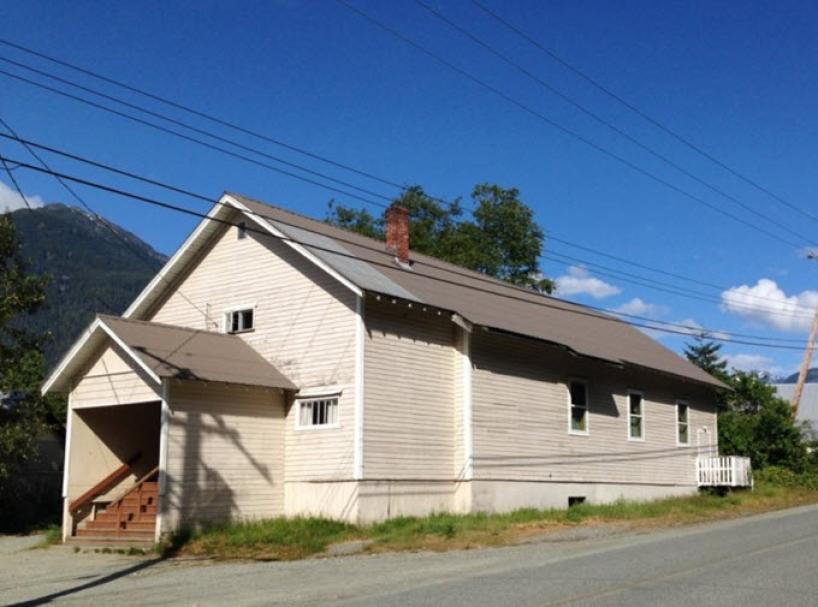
[76,528,154,539]
[86,520,155,532]
[94,511,156,524]
[118,494,157,506]
[67,536,154,549]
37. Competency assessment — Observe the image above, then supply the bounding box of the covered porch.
[43,314,297,546]
[65,401,161,544]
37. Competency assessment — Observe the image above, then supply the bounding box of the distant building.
[772,384,818,434]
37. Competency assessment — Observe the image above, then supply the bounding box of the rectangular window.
[237,221,247,239]
[297,397,339,428]
[628,391,644,440]
[226,308,254,334]
[569,380,589,434]
[677,401,689,445]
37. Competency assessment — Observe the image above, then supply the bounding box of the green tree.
[683,335,728,380]
[326,184,554,292]
[718,371,808,472]
[0,213,58,529]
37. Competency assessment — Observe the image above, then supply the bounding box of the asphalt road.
[3,504,818,606]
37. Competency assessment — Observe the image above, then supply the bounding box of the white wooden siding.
[471,331,718,486]
[363,299,456,480]
[146,214,358,481]
[72,342,160,408]
[162,381,286,530]
[453,329,466,479]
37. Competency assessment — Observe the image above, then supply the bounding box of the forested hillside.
[10,204,165,368]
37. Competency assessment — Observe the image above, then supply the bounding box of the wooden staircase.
[70,462,159,547]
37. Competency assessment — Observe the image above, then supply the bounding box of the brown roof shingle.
[231,192,725,390]
[100,315,297,390]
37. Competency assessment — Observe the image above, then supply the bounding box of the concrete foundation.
[285,478,698,523]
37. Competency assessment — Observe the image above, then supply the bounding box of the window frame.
[223,304,256,335]
[676,400,690,446]
[627,389,645,441]
[295,393,341,431]
[567,379,590,436]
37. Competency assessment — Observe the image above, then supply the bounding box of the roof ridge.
[227,191,564,300]
[227,191,391,247]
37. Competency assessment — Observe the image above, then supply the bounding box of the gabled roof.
[124,192,725,390]
[43,314,296,394]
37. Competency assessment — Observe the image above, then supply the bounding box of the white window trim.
[295,393,342,431]
[627,389,645,442]
[222,303,256,334]
[676,400,691,446]
[567,378,590,436]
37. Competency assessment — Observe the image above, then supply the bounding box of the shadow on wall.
[162,410,234,530]
[163,407,283,530]
[77,402,161,478]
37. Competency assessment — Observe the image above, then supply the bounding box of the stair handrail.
[68,451,141,514]
[105,465,159,512]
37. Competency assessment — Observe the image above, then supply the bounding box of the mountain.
[10,204,166,368]
[778,368,818,384]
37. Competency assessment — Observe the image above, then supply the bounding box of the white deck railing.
[697,456,753,488]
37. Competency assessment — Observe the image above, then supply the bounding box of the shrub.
[754,466,800,487]
[755,465,818,490]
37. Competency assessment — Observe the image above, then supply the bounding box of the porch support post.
[156,380,170,543]
[61,388,74,542]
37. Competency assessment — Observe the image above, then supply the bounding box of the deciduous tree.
[326,184,554,292]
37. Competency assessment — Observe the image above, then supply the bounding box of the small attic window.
[237,221,247,239]
[226,308,254,334]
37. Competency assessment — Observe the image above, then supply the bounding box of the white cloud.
[0,179,44,212]
[721,279,818,332]
[723,353,790,376]
[555,265,620,299]
[612,297,668,318]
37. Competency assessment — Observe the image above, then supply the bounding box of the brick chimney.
[385,205,410,264]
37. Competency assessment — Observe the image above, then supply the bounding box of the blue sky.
[1,0,817,377]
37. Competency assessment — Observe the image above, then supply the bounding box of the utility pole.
[791,251,818,417]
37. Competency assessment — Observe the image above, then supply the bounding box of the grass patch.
[171,517,357,560]
[167,482,818,560]
[34,524,62,549]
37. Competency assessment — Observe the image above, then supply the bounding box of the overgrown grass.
[166,517,357,560]
[168,481,818,561]
[35,524,62,548]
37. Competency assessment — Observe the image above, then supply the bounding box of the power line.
[0,152,33,213]
[4,128,809,324]
[0,115,211,323]
[334,0,803,250]
[543,250,815,325]
[0,37,410,193]
[0,57,397,208]
[544,247,816,321]
[469,0,818,226]
[0,39,459,211]
[1,150,806,351]
[3,38,803,291]
[545,241,816,319]
[1,33,807,326]
[2,129,810,335]
[414,0,816,248]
